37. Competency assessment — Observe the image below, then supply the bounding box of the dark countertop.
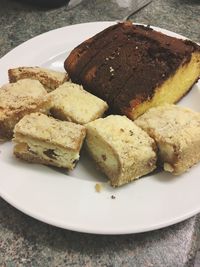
[0,0,200,266]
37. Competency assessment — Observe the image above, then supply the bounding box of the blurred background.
[0,0,199,58]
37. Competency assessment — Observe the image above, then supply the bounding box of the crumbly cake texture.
[86,115,157,187]
[49,82,108,124]
[135,104,200,175]
[8,66,69,92]
[0,79,49,142]
[64,22,200,119]
[13,113,86,170]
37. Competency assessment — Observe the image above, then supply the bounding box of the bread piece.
[13,113,86,170]
[49,82,108,124]
[64,22,200,119]
[86,115,157,187]
[135,104,200,175]
[8,67,69,92]
[0,79,49,142]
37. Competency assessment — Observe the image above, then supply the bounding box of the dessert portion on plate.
[9,66,69,92]
[0,68,109,172]
[13,113,86,170]
[135,104,200,175]
[64,21,200,119]
[0,22,200,187]
[48,81,108,124]
[86,115,157,187]
[0,79,49,142]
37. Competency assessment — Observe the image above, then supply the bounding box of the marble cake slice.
[64,22,200,119]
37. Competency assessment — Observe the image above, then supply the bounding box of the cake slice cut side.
[86,115,157,187]
[115,51,200,119]
[135,104,200,175]
[13,113,86,170]
[64,22,200,119]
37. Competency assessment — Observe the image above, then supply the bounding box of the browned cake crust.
[0,79,49,141]
[8,67,69,92]
[64,22,200,118]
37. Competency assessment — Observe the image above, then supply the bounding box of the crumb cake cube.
[135,104,200,175]
[49,82,108,124]
[85,115,157,187]
[8,66,69,92]
[13,113,86,170]
[0,79,49,141]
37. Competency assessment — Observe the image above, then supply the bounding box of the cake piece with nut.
[0,79,49,142]
[135,104,200,175]
[8,66,69,92]
[13,113,86,170]
[85,115,157,187]
[49,82,108,124]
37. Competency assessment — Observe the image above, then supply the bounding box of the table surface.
[0,0,200,266]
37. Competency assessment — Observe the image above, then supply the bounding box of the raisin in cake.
[64,22,200,119]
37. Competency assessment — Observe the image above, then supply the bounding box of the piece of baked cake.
[135,104,200,175]
[64,22,200,119]
[13,113,86,170]
[49,81,108,124]
[85,115,157,187]
[8,66,69,92]
[0,79,49,141]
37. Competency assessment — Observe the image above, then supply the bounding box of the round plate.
[0,22,200,234]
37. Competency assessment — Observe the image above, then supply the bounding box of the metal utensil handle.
[123,0,152,21]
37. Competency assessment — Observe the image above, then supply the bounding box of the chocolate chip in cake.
[102,154,107,161]
[43,149,57,159]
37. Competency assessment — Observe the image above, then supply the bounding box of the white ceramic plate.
[0,22,200,235]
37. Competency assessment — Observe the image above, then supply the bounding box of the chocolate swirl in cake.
[64,22,200,119]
